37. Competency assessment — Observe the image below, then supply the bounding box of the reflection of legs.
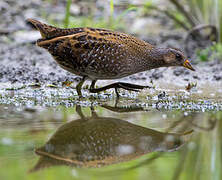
[76,76,86,97]
[76,104,98,119]
[76,105,85,119]
[89,80,151,97]
[90,106,98,118]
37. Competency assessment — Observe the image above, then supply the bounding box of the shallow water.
[0,101,222,180]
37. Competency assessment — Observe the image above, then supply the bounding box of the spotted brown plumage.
[27,18,195,97]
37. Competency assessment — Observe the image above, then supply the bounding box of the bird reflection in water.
[31,105,192,172]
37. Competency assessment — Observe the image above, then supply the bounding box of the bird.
[27,18,195,97]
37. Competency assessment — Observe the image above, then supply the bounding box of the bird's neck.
[136,47,166,72]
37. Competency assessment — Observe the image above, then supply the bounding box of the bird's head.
[161,48,195,71]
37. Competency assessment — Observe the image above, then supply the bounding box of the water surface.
[0,103,221,180]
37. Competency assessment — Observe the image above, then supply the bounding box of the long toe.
[118,82,151,90]
[118,84,140,92]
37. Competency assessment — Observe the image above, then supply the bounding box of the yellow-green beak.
[183,60,195,71]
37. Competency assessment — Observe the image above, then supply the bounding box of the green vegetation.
[196,43,222,62]
[61,0,137,30]
[64,0,72,28]
[61,0,221,42]
[61,0,222,38]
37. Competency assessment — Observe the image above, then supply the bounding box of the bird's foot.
[89,82,151,97]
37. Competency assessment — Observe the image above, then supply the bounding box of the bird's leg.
[76,76,86,97]
[89,81,151,97]
[89,80,97,91]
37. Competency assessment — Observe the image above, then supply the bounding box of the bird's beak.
[183,60,195,71]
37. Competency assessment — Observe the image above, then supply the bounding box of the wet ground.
[0,0,222,180]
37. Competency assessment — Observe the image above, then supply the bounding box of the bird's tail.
[26,18,60,39]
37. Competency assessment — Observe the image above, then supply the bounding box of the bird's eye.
[175,53,182,60]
